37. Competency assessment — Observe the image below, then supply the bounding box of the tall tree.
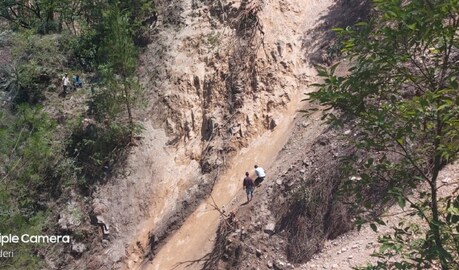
[309,0,459,269]
[97,4,140,135]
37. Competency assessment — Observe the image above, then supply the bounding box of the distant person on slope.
[73,74,83,88]
[254,165,266,186]
[61,73,70,97]
[243,172,255,202]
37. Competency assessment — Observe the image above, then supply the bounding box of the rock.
[274,260,286,269]
[348,255,353,259]
[92,198,108,215]
[255,221,262,230]
[277,40,285,57]
[341,247,347,252]
[276,179,283,185]
[58,201,83,232]
[301,121,309,128]
[256,249,262,258]
[269,118,277,129]
[280,61,288,69]
[352,244,359,249]
[71,242,86,255]
[102,239,110,246]
[264,222,276,234]
[441,177,450,184]
[344,129,351,135]
[96,215,110,236]
[331,264,338,269]
[267,261,273,268]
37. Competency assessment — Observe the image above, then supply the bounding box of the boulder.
[264,222,276,234]
[71,242,87,256]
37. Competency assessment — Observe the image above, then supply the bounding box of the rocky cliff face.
[140,0,310,171]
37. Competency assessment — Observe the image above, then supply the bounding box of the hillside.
[0,0,458,270]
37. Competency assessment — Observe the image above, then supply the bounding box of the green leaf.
[397,196,406,209]
[332,27,345,32]
[370,223,378,232]
[375,218,386,226]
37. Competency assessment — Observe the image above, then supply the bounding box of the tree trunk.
[122,81,134,137]
[431,118,449,270]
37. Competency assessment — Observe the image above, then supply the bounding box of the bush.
[0,105,65,269]
[3,33,69,104]
[68,118,130,189]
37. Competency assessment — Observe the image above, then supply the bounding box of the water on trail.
[142,92,301,270]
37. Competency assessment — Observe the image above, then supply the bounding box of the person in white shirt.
[254,165,266,186]
[62,73,70,96]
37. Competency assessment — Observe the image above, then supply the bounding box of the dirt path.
[140,93,300,270]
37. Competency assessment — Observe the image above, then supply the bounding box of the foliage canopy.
[309,0,459,269]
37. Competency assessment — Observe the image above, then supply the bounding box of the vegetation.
[309,0,459,269]
[0,0,154,268]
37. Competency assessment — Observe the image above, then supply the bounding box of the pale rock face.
[139,0,310,169]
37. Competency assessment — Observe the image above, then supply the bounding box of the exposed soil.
[205,107,347,270]
[130,0,339,269]
[204,99,459,270]
[139,91,305,270]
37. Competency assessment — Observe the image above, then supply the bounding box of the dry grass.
[276,160,353,263]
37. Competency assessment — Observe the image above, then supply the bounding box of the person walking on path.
[254,165,266,186]
[243,172,255,202]
[61,73,70,97]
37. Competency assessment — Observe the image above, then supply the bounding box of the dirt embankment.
[203,1,377,269]
[74,0,324,269]
[204,1,459,269]
[131,0,364,269]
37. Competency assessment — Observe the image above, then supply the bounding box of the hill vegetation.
[310,0,459,269]
[0,0,154,268]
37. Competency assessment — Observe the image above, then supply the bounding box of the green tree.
[309,0,459,269]
[69,3,144,183]
[0,105,64,269]
[97,4,141,135]
[0,0,67,33]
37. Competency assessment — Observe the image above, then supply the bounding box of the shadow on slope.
[303,0,371,65]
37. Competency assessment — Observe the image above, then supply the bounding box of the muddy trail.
[139,92,301,270]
